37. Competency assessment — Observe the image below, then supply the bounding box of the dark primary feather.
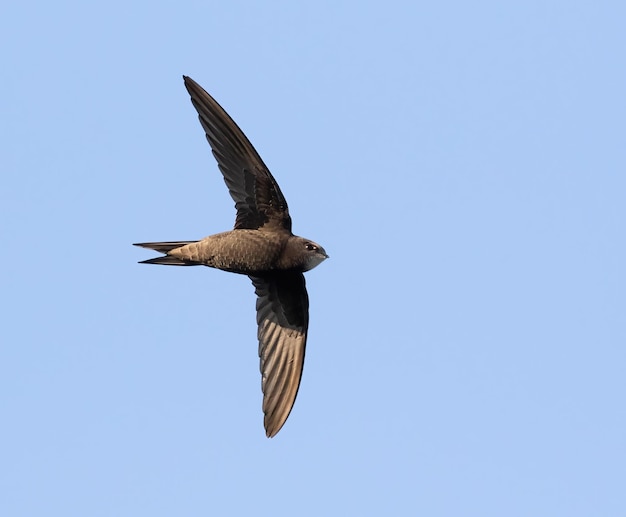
[183,76,292,232]
[250,272,309,438]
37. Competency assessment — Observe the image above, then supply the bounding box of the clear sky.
[2,1,625,515]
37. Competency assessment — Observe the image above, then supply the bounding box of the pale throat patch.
[304,254,327,272]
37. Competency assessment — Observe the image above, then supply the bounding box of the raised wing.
[183,76,292,231]
[250,272,309,437]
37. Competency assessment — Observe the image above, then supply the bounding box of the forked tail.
[133,241,200,265]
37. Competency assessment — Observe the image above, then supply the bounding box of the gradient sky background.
[2,1,625,515]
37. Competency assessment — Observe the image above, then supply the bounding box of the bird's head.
[286,237,328,271]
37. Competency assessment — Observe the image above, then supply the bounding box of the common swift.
[135,76,328,437]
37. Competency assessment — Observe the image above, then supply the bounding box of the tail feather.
[139,256,197,266]
[133,240,201,266]
[133,241,198,253]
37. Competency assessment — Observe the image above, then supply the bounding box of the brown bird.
[135,76,328,437]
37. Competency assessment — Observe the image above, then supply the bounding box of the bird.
[134,76,328,437]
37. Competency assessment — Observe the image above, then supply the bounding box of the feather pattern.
[250,272,309,437]
[183,76,292,232]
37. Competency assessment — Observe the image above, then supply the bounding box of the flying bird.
[135,76,328,437]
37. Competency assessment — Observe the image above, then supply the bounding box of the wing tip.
[264,419,287,438]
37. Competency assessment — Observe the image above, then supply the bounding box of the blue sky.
[2,1,625,515]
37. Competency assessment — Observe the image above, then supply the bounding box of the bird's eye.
[305,243,317,251]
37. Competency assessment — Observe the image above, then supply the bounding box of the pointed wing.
[183,76,292,232]
[250,272,309,437]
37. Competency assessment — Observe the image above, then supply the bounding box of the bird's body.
[138,229,325,274]
[135,76,327,437]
